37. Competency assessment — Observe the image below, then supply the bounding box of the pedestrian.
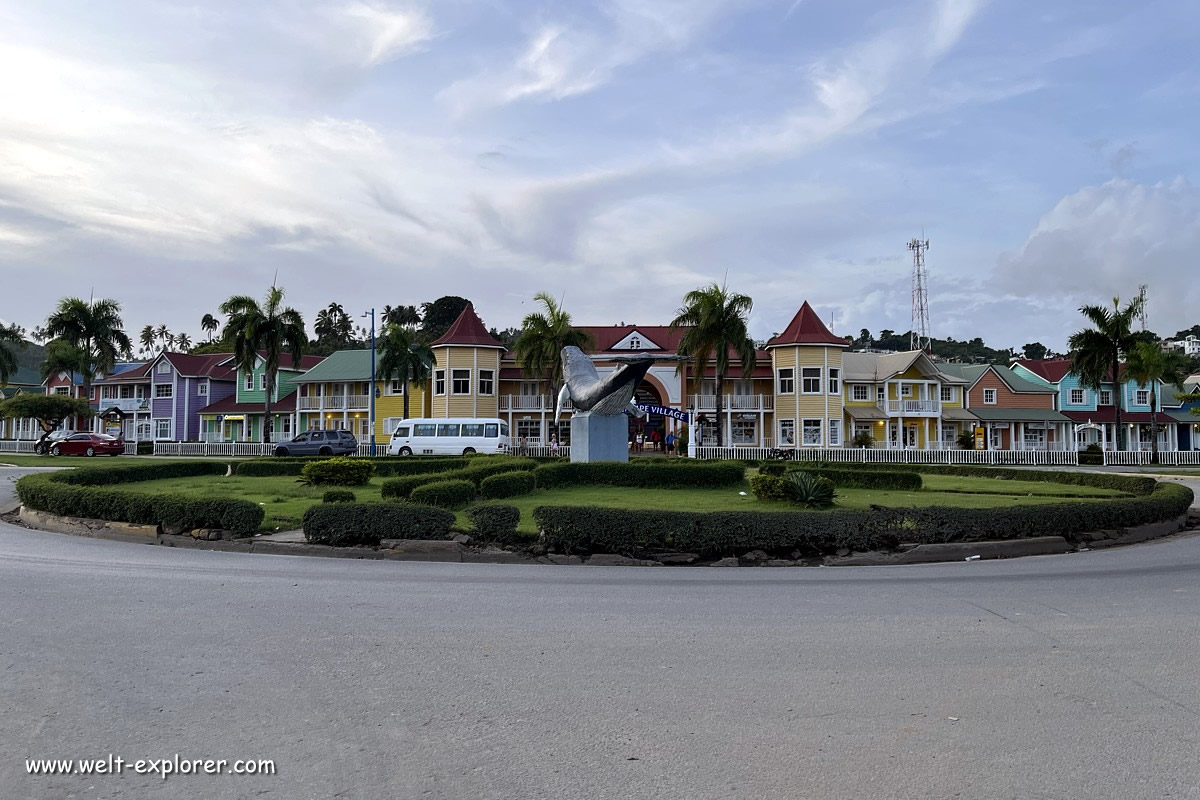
[650,428,661,451]
[635,430,644,453]
[665,431,675,455]
[550,433,559,456]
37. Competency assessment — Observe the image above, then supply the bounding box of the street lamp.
[362,309,376,454]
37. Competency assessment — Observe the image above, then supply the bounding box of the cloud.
[996,177,1200,338]
[332,2,435,67]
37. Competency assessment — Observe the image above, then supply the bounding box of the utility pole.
[363,308,376,454]
[908,238,931,352]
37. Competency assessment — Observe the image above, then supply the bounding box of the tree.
[313,303,354,352]
[858,328,872,347]
[138,325,156,358]
[377,324,433,421]
[512,293,593,404]
[201,313,219,341]
[1124,341,1190,463]
[175,333,193,352]
[220,286,307,444]
[489,327,521,350]
[0,323,26,385]
[382,304,421,329]
[419,296,470,343]
[669,283,757,447]
[42,297,133,404]
[0,394,94,452]
[1068,295,1144,451]
[156,324,172,350]
[40,339,85,385]
[1021,342,1048,360]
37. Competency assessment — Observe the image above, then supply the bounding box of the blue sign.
[630,403,690,422]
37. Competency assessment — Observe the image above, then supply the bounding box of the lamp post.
[363,308,376,454]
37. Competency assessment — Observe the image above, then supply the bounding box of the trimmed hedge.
[302,503,455,546]
[380,458,537,499]
[237,456,472,478]
[52,460,229,485]
[467,504,521,544]
[16,469,263,535]
[783,465,923,490]
[409,479,476,509]
[322,489,357,503]
[792,462,1154,495]
[480,471,536,499]
[532,461,744,490]
[758,462,786,476]
[301,457,374,486]
[534,482,1193,558]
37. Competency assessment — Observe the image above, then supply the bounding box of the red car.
[49,433,125,457]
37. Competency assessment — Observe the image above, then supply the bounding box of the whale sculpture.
[555,346,654,423]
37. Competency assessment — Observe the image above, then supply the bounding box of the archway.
[629,379,666,452]
[1073,422,1106,451]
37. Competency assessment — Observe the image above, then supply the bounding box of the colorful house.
[142,352,237,441]
[92,362,153,440]
[0,366,43,440]
[43,369,91,432]
[196,353,325,442]
[292,349,430,444]
[938,363,1070,450]
[431,304,504,421]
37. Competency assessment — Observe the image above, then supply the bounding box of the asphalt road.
[3,468,1200,800]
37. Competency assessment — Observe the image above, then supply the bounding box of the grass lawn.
[0,455,199,468]
[107,472,1127,534]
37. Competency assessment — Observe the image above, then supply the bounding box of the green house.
[196,353,327,442]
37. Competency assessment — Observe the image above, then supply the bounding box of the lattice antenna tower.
[1137,284,1148,331]
[908,237,931,352]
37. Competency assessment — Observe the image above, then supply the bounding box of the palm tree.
[138,325,156,357]
[1124,341,1190,463]
[43,297,133,402]
[512,293,593,404]
[0,323,26,384]
[175,333,193,352]
[377,324,433,420]
[155,324,172,351]
[1068,296,1144,451]
[200,313,219,342]
[40,338,84,384]
[669,283,757,447]
[383,304,421,329]
[220,286,306,444]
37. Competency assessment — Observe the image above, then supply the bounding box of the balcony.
[689,394,774,411]
[298,395,370,410]
[500,395,552,411]
[879,399,940,416]
[98,398,149,412]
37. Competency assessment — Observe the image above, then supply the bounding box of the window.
[198,383,208,397]
[395,426,410,438]
[801,419,823,446]
[155,419,171,439]
[136,421,151,440]
[155,384,172,398]
[157,361,171,374]
[500,422,510,437]
[828,368,840,395]
[120,385,133,399]
[434,370,445,395]
[851,385,869,402]
[1099,390,1112,406]
[478,370,494,396]
[310,432,325,442]
[101,386,114,400]
[731,419,756,445]
[801,368,821,394]
[1135,390,1149,406]
[388,380,404,395]
[1069,388,1085,405]
[828,420,841,446]
[260,374,267,391]
[983,388,997,405]
[877,386,885,401]
[779,419,794,446]
[245,373,254,391]
[1023,426,1046,449]
[517,419,541,442]
[941,386,954,403]
[462,423,485,437]
[451,370,471,394]
[413,424,437,437]
[630,337,641,349]
[484,424,499,438]
[900,384,912,397]
[777,368,794,394]
[54,387,69,396]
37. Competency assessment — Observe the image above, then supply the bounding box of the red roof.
[161,352,237,379]
[431,303,503,348]
[95,362,153,383]
[569,325,769,362]
[766,302,848,347]
[196,392,297,415]
[1012,358,1074,383]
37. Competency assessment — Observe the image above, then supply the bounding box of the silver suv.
[273,430,358,457]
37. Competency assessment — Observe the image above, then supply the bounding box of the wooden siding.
[969,371,1054,409]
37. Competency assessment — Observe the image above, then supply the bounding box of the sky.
[0,0,1196,352]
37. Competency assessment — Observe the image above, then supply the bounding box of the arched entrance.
[629,380,666,452]
[1073,422,1106,451]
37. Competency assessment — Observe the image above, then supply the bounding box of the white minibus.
[387,418,511,456]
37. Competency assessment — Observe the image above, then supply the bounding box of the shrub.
[380,458,537,499]
[791,462,1154,495]
[302,503,455,546]
[851,431,875,448]
[534,481,1194,558]
[409,479,476,509]
[783,466,922,491]
[380,474,437,499]
[322,489,357,503]
[757,462,786,477]
[749,473,790,501]
[786,472,838,508]
[480,471,536,499]
[236,460,307,477]
[467,504,521,544]
[301,457,374,486]
[52,460,228,485]
[532,461,743,490]
[956,432,976,450]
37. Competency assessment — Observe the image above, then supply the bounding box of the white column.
[923,417,929,450]
[1016,422,1024,451]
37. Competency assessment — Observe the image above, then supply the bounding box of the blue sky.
[0,0,1196,350]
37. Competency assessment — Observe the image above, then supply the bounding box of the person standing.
[665,430,675,455]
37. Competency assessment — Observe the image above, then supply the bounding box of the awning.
[845,405,888,421]
[939,407,978,422]
[970,408,1071,423]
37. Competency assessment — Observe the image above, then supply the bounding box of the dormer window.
[156,361,171,374]
[630,337,640,350]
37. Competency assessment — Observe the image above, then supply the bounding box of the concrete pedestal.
[570,412,629,463]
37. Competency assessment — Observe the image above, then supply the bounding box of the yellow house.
[765,301,848,447]
[840,351,971,449]
[292,349,429,444]
[429,303,504,419]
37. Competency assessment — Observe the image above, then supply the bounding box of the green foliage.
[0,322,25,384]
[302,503,454,546]
[237,455,470,478]
[757,462,786,476]
[377,323,433,419]
[511,292,593,394]
[467,504,521,544]
[850,431,874,448]
[532,461,744,490]
[792,461,1155,495]
[956,432,976,450]
[322,489,357,503]
[16,466,263,535]
[42,297,133,393]
[419,296,471,343]
[1068,295,1145,450]
[783,466,922,491]
[300,457,374,486]
[1079,443,1104,466]
[786,472,838,508]
[534,482,1194,559]
[749,473,790,501]
[480,471,536,499]
[0,393,94,429]
[379,457,537,499]
[409,479,476,509]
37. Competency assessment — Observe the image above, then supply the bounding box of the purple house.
[146,352,237,441]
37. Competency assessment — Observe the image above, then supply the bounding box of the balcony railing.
[879,399,940,415]
[299,397,321,410]
[500,395,552,411]
[298,395,370,410]
[689,394,774,411]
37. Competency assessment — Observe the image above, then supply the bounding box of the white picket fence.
[1105,450,1200,467]
[0,440,37,453]
[511,445,570,458]
[696,446,1081,466]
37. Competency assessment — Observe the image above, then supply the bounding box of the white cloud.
[334,2,435,67]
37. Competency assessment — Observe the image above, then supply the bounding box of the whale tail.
[555,384,570,425]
